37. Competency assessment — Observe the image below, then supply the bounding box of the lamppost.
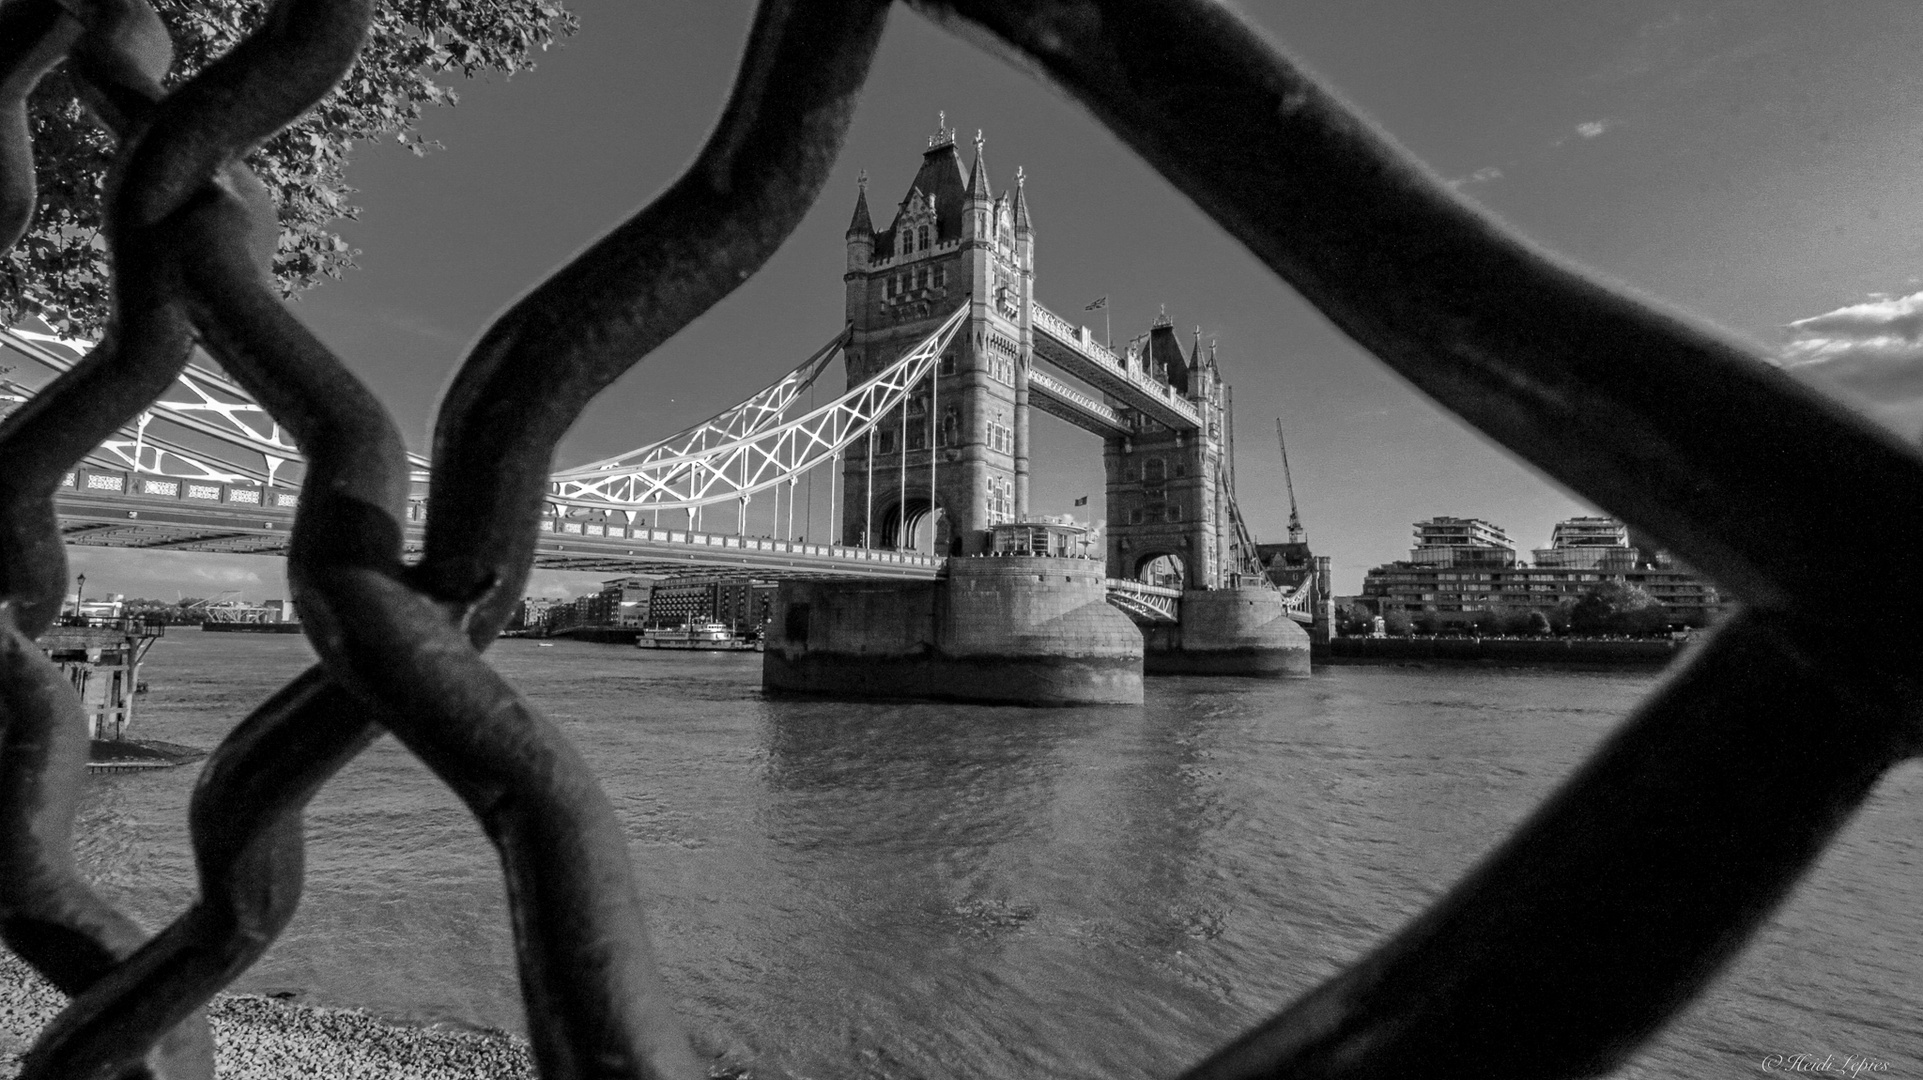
[73,573,85,621]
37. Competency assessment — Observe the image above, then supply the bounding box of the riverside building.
[1361,515,1725,627]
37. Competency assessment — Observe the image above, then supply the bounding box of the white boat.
[635,620,757,651]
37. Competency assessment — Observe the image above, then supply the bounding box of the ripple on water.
[37,632,1923,1080]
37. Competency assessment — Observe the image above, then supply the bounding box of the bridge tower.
[840,117,1033,556]
[1103,319,1235,589]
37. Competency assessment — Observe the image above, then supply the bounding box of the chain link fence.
[2,1,1917,1077]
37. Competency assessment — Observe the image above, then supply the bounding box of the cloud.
[1447,165,1505,190]
[1575,120,1609,139]
[1787,292,1923,345]
[67,548,287,602]
[1781,290,1923,437]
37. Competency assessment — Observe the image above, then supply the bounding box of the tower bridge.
[5,119,1321,698]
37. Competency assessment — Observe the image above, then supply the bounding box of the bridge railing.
[1104,578,1181,623]
[539,516,944,569]
[1024,367,1124,430]
[57,465,303,511]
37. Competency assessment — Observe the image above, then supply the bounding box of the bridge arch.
[879,497,951,555]
[1132,549,1187,590]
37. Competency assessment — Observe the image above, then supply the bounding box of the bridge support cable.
[549,305,969,518]
[897,371,908,546]
[929,347,939,553]
[1222,490,1275,585]
[554,326,846,480]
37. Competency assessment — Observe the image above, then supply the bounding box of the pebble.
[0,952,535,1078]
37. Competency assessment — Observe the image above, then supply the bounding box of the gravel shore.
[0,952,534,1078]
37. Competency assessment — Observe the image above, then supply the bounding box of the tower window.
[917,225,931,250]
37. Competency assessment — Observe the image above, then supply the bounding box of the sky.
[63,0,1923,600]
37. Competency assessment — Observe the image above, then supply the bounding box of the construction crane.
[1275,418,1305,545]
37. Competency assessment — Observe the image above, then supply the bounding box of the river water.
[69,630,1923,1079]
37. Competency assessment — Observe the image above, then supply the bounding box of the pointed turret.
[1012,166,1032,237]
[966,129,993,205]
[846,172,874,273]
[847,172,873,237]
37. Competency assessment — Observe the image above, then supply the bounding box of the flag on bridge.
[1074,495,1089,506]
[1084,296,1107,311]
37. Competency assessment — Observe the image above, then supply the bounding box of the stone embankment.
[1317,635,1687,666]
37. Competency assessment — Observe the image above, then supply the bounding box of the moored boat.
[636,620,757,651]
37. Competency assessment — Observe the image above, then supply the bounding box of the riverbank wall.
[763,557,1143,705]
[1316,636,1684,666]
[545,626,643,645]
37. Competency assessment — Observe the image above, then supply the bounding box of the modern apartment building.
[1532,516,1635,570]
[1362,515,1725,626]
[1407,516,1518,568]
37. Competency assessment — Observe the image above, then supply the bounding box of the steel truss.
[548,305,968,513]
[0,327,433,484]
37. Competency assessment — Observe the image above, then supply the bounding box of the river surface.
[69,630,1923,1079]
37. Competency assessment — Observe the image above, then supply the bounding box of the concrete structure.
[764,555,1143,705]
[1140,587,1311,675]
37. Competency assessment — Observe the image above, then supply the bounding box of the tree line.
[1339,581,1706,639]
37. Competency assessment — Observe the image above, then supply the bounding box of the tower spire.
[928,110,954,148]
[966,128,992,203]
[847,171,873,236]
[1012,165,1032,236]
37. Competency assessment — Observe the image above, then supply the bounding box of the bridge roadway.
[54,472,942,581]
[55,471,1310,621]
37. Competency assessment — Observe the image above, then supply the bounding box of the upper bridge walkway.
[1028,301,1202,433]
